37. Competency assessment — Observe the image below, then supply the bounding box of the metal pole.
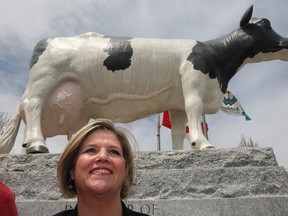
[157,113,161,151]
[202,114,208,140]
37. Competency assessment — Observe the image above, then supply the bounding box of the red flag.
[162,111,208,133]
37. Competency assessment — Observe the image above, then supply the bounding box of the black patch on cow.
[103,36,133,72]
[187,34,273,93]
[187,41,240,93]
[29,38,50,69]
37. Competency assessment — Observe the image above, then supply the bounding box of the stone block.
[0,147,278,172]
[16,197,288,216]
[1,147,287,215]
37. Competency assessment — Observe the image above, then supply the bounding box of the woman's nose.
[97,148,109,161]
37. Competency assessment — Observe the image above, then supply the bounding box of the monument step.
[1,166,288,201]
[16,196,288,216]
[135,147,278,169]
[0,147,278,173]
[1,147,287,215]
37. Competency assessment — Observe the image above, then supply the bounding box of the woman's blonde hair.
[57,119,135,199]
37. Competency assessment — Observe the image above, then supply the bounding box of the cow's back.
[30,33,197,99]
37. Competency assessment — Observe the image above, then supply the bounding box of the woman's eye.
[84,148,96,153]
[109,149,121,156]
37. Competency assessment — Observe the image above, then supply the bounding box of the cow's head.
[239,5,288,63]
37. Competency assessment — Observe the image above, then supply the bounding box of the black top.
[53,201,148,216]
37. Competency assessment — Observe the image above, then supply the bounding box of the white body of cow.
[2,33,221,153]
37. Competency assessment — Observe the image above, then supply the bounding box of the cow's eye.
[261,19,270,25]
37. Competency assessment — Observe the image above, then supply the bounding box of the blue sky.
[0,0,288,168]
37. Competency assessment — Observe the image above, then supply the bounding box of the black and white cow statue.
[0,5,287,154]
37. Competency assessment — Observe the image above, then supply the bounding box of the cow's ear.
[240,5,253,27]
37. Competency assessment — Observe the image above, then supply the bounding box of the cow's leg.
[186,102,214,149]
[21,96,49,153]
[180,67,214,150]
[169,110,186,150]
[21,64,62,153]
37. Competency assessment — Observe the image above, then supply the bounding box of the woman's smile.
[90,167,113,175]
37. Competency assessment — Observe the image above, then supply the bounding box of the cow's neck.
[187,31,250,93]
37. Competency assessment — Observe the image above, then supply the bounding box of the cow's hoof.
[199,144,215,150]
[204,145,215,149]
[191,141,215,150]
[26,145,49,154]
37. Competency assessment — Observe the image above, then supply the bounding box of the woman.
[53,119,147,216]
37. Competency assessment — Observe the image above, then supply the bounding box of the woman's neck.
[76,193,123,216]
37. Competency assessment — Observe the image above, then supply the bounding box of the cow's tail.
[0,109,22,154]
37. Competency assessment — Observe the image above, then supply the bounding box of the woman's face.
[70,130,127,198]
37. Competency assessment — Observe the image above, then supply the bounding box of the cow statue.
[0,5,288,154]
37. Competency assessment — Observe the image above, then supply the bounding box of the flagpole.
[157,113,161,151]
[202,114,208,140]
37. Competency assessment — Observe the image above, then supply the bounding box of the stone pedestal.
[1,148,288,215]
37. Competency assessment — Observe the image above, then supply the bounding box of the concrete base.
[1,147,288,215]
[16,197,288,216]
